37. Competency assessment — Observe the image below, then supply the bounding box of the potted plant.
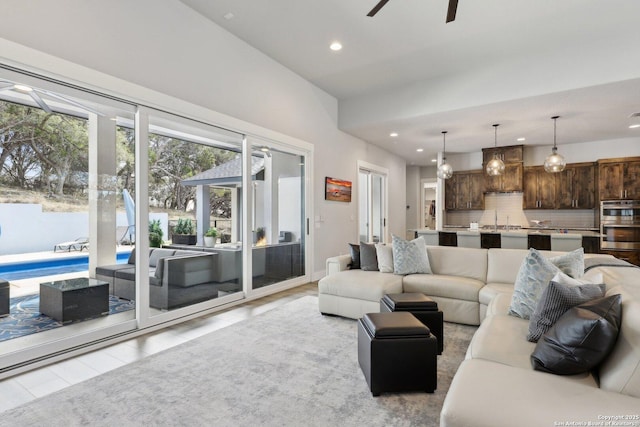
[149,219,164,248]
[204,227,218,247]
[172,218,197,245]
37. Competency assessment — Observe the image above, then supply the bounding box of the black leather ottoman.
[0,279,9,317]
[381,292,444,354]
[358,312,437,396]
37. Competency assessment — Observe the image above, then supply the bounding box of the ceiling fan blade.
[446,0,458,22]
[38,89,105,116]
[367,0,390,17]
[29,91,52,113]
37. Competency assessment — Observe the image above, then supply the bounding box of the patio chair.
[53,237,89,252]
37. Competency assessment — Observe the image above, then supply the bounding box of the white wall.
[0,0,407,278]
[0,204,167,255]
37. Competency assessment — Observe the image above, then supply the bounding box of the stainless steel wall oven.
[600,200,640,250]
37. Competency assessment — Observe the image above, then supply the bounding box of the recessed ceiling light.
[630,124,640,129]
[390,132,398,137]
[223,12,235,20]
[431,159,437,162]
[416,148,424,152]
[517,137,526,141]
[329,41,342,51]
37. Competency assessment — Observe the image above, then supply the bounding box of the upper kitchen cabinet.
[483,145,524,193]
[556,162,596,209]
[598,157,640,200]
[524,166,557,209]
[482,145,524,164]
[445,170,484,210]
[485,162,523,192]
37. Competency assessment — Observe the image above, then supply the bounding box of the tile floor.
[0,282,318,413]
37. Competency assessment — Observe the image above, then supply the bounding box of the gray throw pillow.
[392,235,431,275]
[527,272,606,342]
[359,241,378,271]
[549,247,585,279]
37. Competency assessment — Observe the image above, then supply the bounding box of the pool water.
[0,252,131,281]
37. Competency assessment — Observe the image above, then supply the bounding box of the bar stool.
[456,231,481,248]
[550,233,583,252]
[500,232,528,249]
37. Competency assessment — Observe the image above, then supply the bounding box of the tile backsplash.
[446,193,596,229]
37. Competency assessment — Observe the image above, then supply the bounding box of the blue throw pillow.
[509,248,586,320]
[392,235,431,275]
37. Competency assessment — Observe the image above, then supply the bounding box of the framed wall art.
[325,177,352,202]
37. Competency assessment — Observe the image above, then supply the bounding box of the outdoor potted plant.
[204,227,218,247]
[172,218,196,245]
[149,219,164,248]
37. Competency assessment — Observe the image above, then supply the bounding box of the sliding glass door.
[248,138,307,293]
[0,66,138,368]
[0,64,312,373]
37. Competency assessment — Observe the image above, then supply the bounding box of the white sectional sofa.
[318,245,640,425]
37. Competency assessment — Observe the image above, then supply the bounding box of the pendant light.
[485,124,505,176]
[437,131,453,179]
[544,116,566,173]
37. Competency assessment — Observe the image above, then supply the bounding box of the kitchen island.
[415,227,602,253]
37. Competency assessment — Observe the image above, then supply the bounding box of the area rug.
[1,296,476,426]
[0,294,135,342]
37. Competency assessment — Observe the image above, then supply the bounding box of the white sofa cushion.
[441,359,636,427]
[427,246,487,282]
[318,269,403,302]
[599,287,640,398]
[403,274,484,302]
[479,283,513,306]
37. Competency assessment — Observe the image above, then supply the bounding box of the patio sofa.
[96,248,219,310]
[318,245,640,425]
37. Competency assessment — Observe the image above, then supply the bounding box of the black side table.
[40,278,109,323]
[0,279,9,317]
[380,292,444,354]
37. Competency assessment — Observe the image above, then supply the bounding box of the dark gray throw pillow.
[348,243,360,269]
[530,294,622,375]
[527,277,606,342]
[359,241,379,271]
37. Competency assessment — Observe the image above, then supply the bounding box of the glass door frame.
[357,161,388,244]
[243,135,312,299]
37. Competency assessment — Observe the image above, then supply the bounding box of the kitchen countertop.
[415,227,602,238]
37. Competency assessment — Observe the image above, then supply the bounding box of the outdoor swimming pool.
[0,251,131,281]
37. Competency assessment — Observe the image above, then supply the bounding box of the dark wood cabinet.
[598,157,640,200]
[485,163,523,193]
[483,145,523,193]
[444,175,457,210]
[557,163,595,209]
[445,170,484,210]
[523,166,557,209]
[482,145,523,164]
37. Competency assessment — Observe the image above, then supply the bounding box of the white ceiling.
[180,0,640,165]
